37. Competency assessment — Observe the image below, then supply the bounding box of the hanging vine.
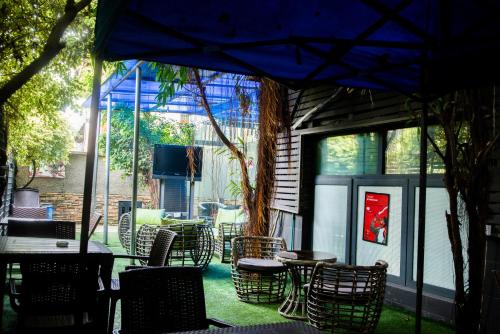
[193,69,288,236]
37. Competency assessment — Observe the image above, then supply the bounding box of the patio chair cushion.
[237,257,285,273]
[161,218,205,225]
[136,208,165,225]
[214,208,245,229]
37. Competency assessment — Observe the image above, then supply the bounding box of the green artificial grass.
[2,231,455,334]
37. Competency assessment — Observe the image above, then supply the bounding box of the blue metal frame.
[82,60,260,123]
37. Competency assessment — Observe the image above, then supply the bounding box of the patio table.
[276,250,337,320]
[168,321,322,333]
[0,236,114,332]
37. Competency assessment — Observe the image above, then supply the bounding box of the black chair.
[10,254,105,334]
[8,219,76,310]
[108,229,177,333]
[116,266,231,334]
[7,219,76,239]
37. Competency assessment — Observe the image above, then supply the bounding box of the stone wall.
[40,192,152,225]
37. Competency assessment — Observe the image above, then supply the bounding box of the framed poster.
[362,192,390,245]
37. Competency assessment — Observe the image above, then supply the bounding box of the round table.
[276,250,336,320]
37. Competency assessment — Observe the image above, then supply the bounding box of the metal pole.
[415,101,428,334]
[188,181,195,219]
[100,60,144,99]
[80,58,102,255]
[130,66,141,261]
[103,94,112,244]
[91,110,101,213]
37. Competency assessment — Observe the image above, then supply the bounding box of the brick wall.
[40,192,152,225]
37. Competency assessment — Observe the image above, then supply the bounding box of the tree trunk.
[193,70,286,236]
[434,90,494,334]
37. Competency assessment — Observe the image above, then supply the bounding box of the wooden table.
[276,250,337,320]
[168,321,322,333]
[0,236,114,332]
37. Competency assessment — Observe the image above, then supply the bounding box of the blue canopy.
[94,0,500,95]
[83,60,260,123]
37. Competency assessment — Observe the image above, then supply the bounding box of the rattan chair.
[136,222,214,270]
[214,222,244,263]
[7,219,76,239]
[118,212,131,250]
[108,229,177,334]
[231,236,287,303]
[306,260,388,334]
[89,212,103,238]
[115,266,231,334]
[10,255,105,334]
[7,220,76,311]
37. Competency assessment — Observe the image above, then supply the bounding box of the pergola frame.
[84,1,500,332]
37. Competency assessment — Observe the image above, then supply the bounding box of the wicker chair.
[7,219,75,239]
[136,222,214,270]
[306,260,388,334]
[89,212,103,238]
[108,229,177,334]
[118,212,131,250]
[7,220,76,311]
[11,188,48,219]
[231,236,287,303]
[116,266,231,334]
[214,222,244,263]
[10,254,105,333]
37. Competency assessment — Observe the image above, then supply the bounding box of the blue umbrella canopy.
[94,0,500,95]
[83,60,260,123]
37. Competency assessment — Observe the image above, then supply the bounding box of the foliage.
[150,63,190,106]
[427,90,497,334]
[9,113,72,167]
[214,137,256,198]
[99,106,194,205]
[0,0,96,168]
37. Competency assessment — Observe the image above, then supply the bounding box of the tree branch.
[192,69,254,212]
[0,0,92,105]
[427,132,445,162]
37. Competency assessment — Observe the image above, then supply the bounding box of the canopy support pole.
[91,110,101,213]
[80,58,103,255]
[188,181,195,219]
[103,94,112,244]
[415,100,428,334]
[130,66,142,262]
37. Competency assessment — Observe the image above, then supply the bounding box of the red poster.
[363,192,390,245]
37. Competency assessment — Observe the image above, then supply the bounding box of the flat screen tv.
[153,145,203,181]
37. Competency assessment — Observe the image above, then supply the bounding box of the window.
[385,126,445,174]
[316,133,380,175]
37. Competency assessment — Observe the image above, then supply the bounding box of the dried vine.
[193,69,287,236]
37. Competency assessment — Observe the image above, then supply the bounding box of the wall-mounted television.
[153,145,203,181]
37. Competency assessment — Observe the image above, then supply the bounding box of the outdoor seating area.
[1,1,500,334]
[0,229,458,333]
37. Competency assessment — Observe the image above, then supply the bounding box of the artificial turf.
[2,231,455,334]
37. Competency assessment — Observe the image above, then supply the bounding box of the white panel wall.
[313,185,348,263]
[413,187,466,290]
